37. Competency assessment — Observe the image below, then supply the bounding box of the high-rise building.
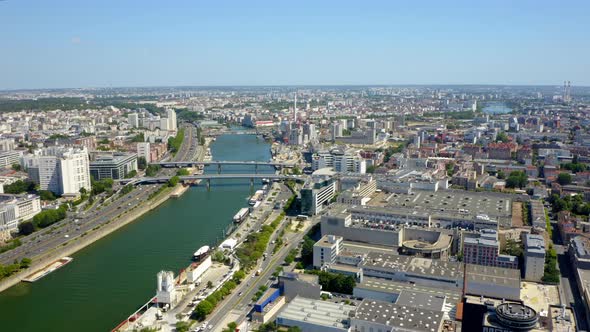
[301,176,337,215]
[159,117,170,131]
[23,146,91,196]
[166,109,177,131]
[128,113,139,128]
[137,142,151,163]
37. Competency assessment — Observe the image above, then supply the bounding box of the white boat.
[193,245,210,261]
[233,207,249,223]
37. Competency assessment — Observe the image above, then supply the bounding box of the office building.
[313,235,343,268]
[23,146,91,196]
[300,176,337,215]
[0,194,41,233]
[89,153,138,180]
[159,117,170,131]
[523,233,546,281]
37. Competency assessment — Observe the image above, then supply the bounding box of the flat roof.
[378,190,512,222]
[396,289,446,312]
[355,277,462,304]
[277,296,355,329]
[361,252,463,280]
[354,299,443,332]
[466,264,520,288]
[315,234,342,248]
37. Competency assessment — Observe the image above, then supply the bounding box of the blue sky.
[1,0,589,89]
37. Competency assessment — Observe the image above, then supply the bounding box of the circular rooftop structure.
[495,303,539,331]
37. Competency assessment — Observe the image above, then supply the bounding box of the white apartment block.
[137,142,151,163]
[313,235,343,268]
[23,146,91,196]
[128,113,139,128]
[312,149,366,174]
[166,109,177,131]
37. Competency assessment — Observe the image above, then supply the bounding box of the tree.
[145,164,161,177]
[496,131,509,143]
[207,280,213,288]
[193,299,214,320]
[366,165,376,173]
[38,190,57,201]
[222,322,237,332]
[176,168,190,176]
[505,171,528,189]
[175,321,190,332]
[18,221,35,235]
[301,237,315,266]
[20,257,32,269]
[131,133,144,142]
[232,270,246,283]
[137,156,147,170]
[497,170,505,179]
[168,175,180,187]
[4,180,36,194]
[125,170,138,178]
[11,163,22,171]
[557,173,573,186]
[287,327,301,332]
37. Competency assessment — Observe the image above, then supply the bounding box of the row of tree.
[192,270,245,321]
[167,128,185,155]
[0,258,32,281]
[18,204,68,235]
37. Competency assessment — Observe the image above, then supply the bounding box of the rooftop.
[354,299,443,332]
[277,296,355,329]
[361,252,463,280]
[466,264,521,289]
[395,289,446,312]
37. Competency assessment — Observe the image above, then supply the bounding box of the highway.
[205,190,310,331]
[0,124,199,266]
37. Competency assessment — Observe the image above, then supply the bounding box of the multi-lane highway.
[0,124,198,266]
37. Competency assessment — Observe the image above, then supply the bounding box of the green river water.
[0,133,272,332]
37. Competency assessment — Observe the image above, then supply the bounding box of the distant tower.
[563,81,572,103]
[293,93,298,123]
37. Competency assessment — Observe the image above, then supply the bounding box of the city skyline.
[1,0,590,89]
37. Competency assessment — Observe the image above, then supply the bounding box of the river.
[482,102,513,114]
[0,133,273,332]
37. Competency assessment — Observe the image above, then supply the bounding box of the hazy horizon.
[1,0,589,89]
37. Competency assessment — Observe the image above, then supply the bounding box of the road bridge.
[151,160,295,173]
[118,174,304,190]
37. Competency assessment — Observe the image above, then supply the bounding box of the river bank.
[0,137,209,293]
[0,133,274,332]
